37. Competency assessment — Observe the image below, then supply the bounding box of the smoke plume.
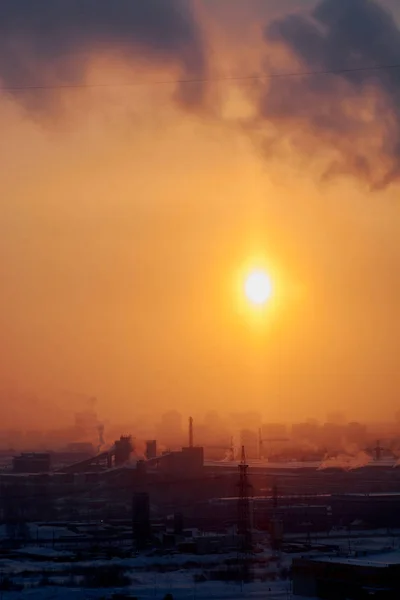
[0,0,205,111]
[318,450,371,471]
[257,0,400,188]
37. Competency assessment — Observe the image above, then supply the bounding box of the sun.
[244,270,273,306]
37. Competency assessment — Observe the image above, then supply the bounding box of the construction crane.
[258,429,289,459]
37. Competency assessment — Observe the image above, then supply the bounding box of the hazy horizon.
[2,0,400,429]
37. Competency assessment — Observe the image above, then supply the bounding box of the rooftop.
[311,551,400,568]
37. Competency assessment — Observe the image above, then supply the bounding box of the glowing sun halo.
[244,270,273,306]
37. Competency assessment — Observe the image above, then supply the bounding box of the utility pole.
[374,440,384,461]
[237,446,252,583]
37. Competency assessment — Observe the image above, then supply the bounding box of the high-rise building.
[346,422,367,446]
[240,429,258,459]
[261,423,287,439]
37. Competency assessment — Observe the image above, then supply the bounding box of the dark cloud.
[258,0,400,188]
[0,0,206,110]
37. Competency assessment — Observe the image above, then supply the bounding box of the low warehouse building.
[293,552,400,599]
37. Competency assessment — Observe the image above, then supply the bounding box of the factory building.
[114,435,133,466]
[145,440,157,460]
[330,492,400,528]
[293,553,400,599]
[159,446,204,477]
[12,453,51,474]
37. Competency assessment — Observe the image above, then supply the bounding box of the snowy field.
[0,580,297,600]
[1,527,399,598]
[0,543,296,599]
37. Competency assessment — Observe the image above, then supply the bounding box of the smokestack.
[189,417,193,448]
[97,423,105,454]
[240,445,246,465]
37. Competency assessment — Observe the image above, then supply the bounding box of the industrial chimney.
[189,417,194,448]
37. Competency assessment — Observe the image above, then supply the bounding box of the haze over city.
[5,3,400,599]
[2,0,400,431]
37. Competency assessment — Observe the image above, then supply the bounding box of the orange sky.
[1,0,400,429]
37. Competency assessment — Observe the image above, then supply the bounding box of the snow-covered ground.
[0,545,294,598]
[0,580,296,600]
[0,523,78,541]
[1,528,400,598]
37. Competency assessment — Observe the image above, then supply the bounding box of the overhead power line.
[1,62,400,93]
